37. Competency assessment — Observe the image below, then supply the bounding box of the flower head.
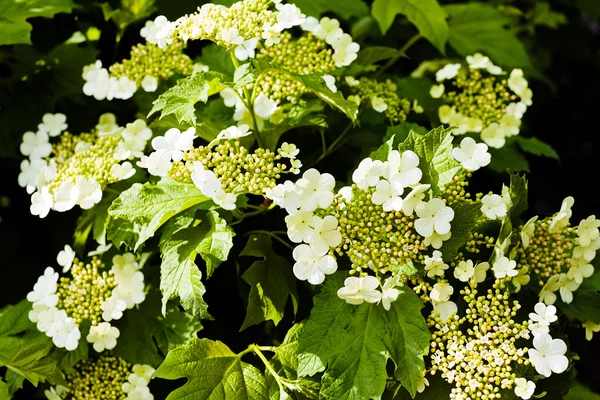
[528,333,568,377]
[514,378,536,400]
[424,251,449,278]
[492,256,518,279]
[337,276,382,305]
[452,137,491,171]
[415,198,454,238]
[292,244,337,285]
[295,168,335,212]
[87,322,120,353]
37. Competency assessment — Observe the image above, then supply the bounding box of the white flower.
[513,266,530,292]
[27,267,59,308]
[136,75,156,94]
[413,99,424,114]
[331,34,360,67]
[306,215,342,254]
[337,276,382,305]
[520,216,538,249]
[430,282,453,302]
[295,168,335,212]
[433,300,457,321]
[292,244,337,285]
[567,258,594,284]
[137,151,172,177]
[109,76,137,100]
[285,210,317,243]
[152,127,196,161]
[262,22,281,46]
[121,119,151,144]
[275,3,306,29]
[372,178,404,212]
[234,38,259,61]
[436,63,461,82]
[521,88,533,106]
[52,317,80,351]
[481,194,508,220]
[217,124,252,140]
[438,105,455,124]
[313,17,343,43]
[254,94,278,119]
[415,198,454,238]
[454,260,475,282]
[480,122,506,149]
[87,322,120,352]
[381,275,400,311]
[75,178,102,210]
[506,102,527,119]
[583,321,600,341]
[352,158,385,190]
[423,231,451,249]
[113,253,139,270]
[36,306,64,334]
[220,88,242,108]
[424,250,448,278]
[466,53,491,69]
[111,162,136,180]
[417,372,429,394]
[508,69,529,96]
[391,184,422,217]
[20,130,52,159]
[472,262,489,284]
[31,187,54,218]
[45,385,68,400]
[221,27,243,46]
[371,96,388,113]
[387,150,422,186]
[529,303,558,326]
[577,215,600,247]
[430,84,445,98]
[539,274,561,305]
[234,102,265,130]
[140,15,173,48]
[500,113,521,136]
[279,142,299,158]
[38,113,67,137]
[57,245,75,273]
[573,239,600,262]
[452,137,491,171]
[212,189,237,210]
[558,274,580,304]
[96,113,120,136]
[190,161,222,198]
[82,61,112,100]
[514,378,536,400]
[133,364,156,381]
[300,15,319,32]
[53,182,79,212]
[112,264,146,308]
[322,74,337,93]
[549,196,574,233]
[18,158,46,194]
[266,181,301,212]
[122,373,149,393]
[101,295,127,322]
[528,333,568,377]
[529,321,550,338]
[492,256,518,279]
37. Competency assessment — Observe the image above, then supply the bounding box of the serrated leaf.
[263,100,327,150]
[0,301,34,337]
[154,338,269,400]
[234,63,256,88]
[439,201,482,261]
[196,44,236,78]
[507,171,528,223]
[355,47,403,66]
[372,0,448,53]
[0,379,8,400]
[289,0,369,20]
[516,136,559,160]
[291,74,359,122]
[0,0,77,45]
[398,126,462,195]
[149,72,229,126]
[107,178,213,251]
[240,235,298,331]
[445,3,532,68]
[1,343,63,387]
[298,272,430,399]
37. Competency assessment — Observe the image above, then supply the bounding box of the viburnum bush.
[1,0,599,399]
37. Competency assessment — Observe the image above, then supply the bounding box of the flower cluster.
[346,77,411,123]
[51,356,155,400]
[108,41,195,87]
[139,125,300,210]
[21,114,150,218]
[431,53,532,149]
[27,249,146,352]
[429,282,531,400]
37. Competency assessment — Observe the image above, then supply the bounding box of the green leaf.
[149,72,229,126]
[530,3,567,29]
[371,0,448,53]
[398,126,462,195]
[0,379,8,400]
[395,77,444,115]
[444,3,532,69]
[488,142,530,173]
[291,74,359,122]
[234,63,256,88]
[439,200,482,261]
[507,171,528,223]
[565,384,600,400]
[383,123,428,146]
[195,45,236,78]
[0,0,76,45]
[0,301,34,337]
[154,338,269,400]
[240,235,298,331]
[289,0,369,20]
[263,100,327,150]
[107,178,213,251]
[2,343,63,387]
[298,272,430,399]
[355,46,403,66]
[515,136,560,160]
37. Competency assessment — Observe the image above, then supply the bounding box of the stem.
[320,128,327,154]
[310,119,354,166]
[251,346,290,394]
[229,52,265,148]
[243,230,293,250]
[376,33,422,77]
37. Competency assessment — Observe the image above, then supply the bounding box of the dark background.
[1,0,599,398]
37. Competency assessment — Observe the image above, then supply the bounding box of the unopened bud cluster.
[66,355,131,400]
[429,281,530,400]
[109,41,193,85]
[347,77,411,123]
